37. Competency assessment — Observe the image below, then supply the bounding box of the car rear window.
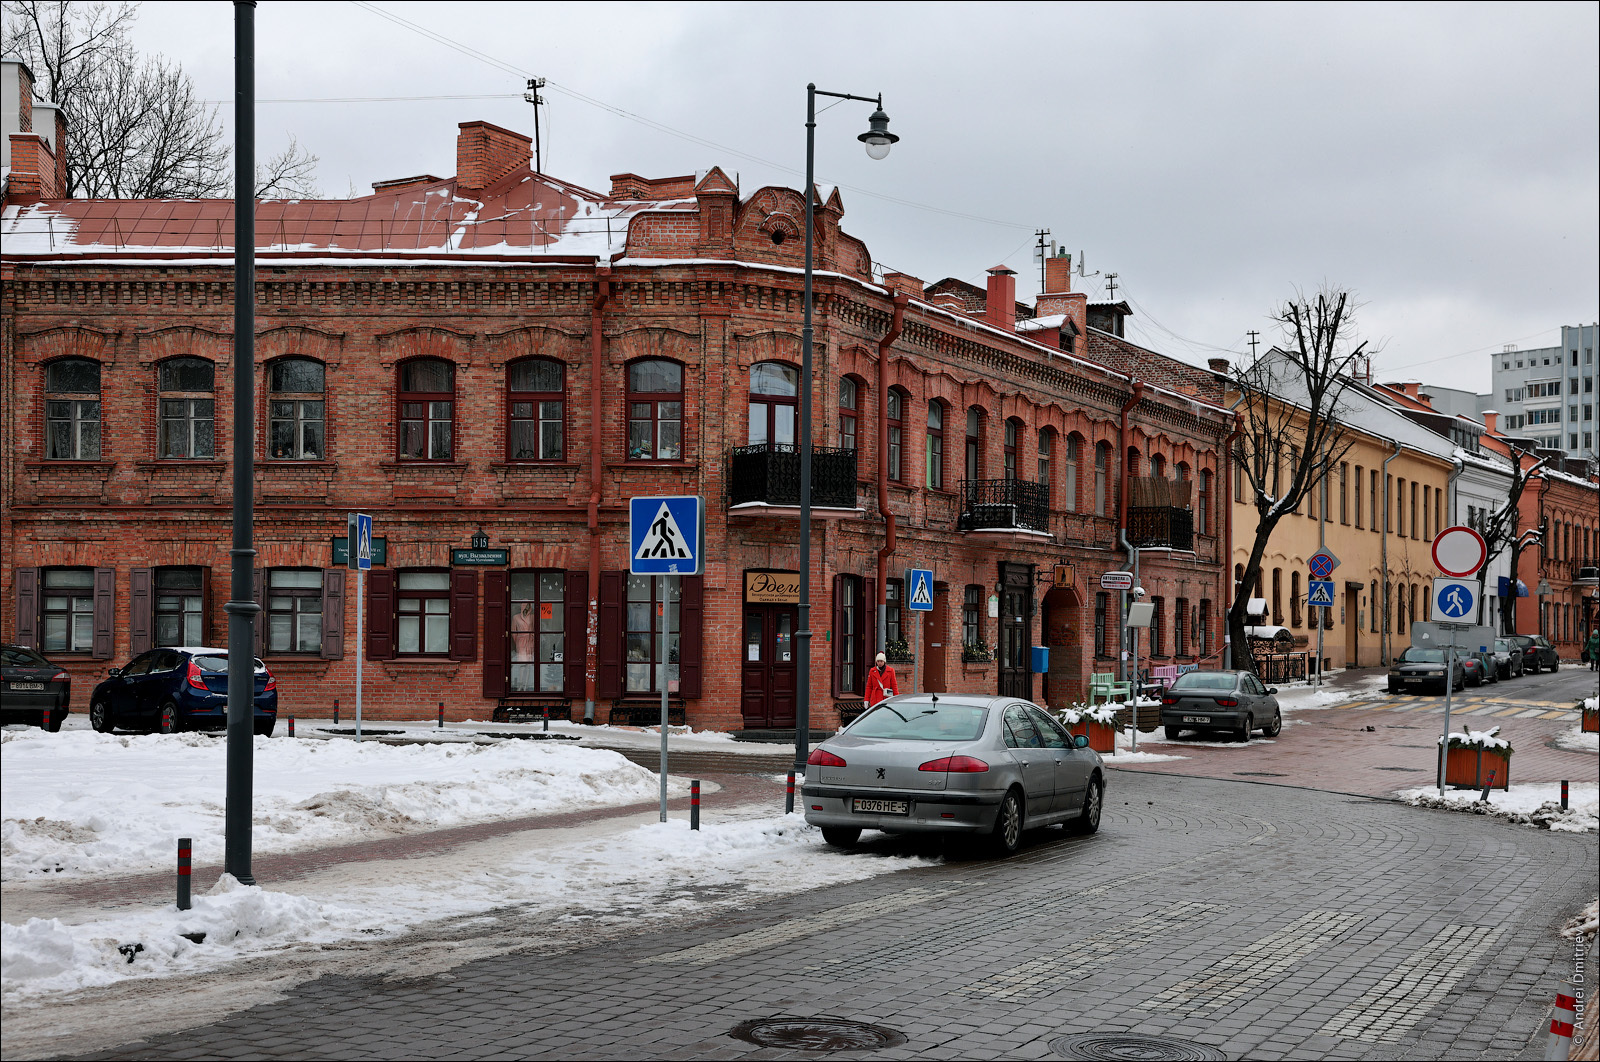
[1399,648,1445,663]
[1169,672,1237,691]
[191,654,268,673]
[848,702,988,741]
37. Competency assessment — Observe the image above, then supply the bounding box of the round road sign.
[1432,525,1487,578]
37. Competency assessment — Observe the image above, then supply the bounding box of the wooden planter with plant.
[1440,725,1512,790]
[1583,700,1598,734]
[1058,704,1118,753]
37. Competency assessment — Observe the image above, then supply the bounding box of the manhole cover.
[1374,766,1424,772]
[729,1018,907,1052]
[1232,771,1286,777]
[1050,1033,1226,1061]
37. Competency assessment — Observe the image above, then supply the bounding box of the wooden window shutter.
[321,569,345,660]
[863,577,877,666]
[596,571,623,699]
[482,570,508,698]
[678,575,704,698]
[449,570,478,662]
[563,570,588,698]
[200,567,213,646]
[92,567,115,660]
[831,574,846,697]
[129,567,152,655]
[366,569,396,660]
[14,567,39,649]
[252,569,265,657]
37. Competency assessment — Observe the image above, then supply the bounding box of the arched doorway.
[1041,584,1082,709]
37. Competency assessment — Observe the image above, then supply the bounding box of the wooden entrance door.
[740,605,798,728]
[924,584,949,693]
[998,564,1034,699]
[1345,586,1359,667]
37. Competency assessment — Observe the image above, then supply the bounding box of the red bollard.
[1561,780,1569,810]
[333,699,340,726]
[785,771,796,814]
[288,715,295,738]
[691,779,701,831]
[177,837,192,911]
[438,701,445,729]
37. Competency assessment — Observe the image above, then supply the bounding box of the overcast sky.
[123,1,1598,393]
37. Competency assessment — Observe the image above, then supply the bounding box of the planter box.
[1444,746,1511,789]
[1583,706,1598,734]
[1065,719,1116,753]
[1114,703,1161,733]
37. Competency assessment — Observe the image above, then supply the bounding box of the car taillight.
[51,671,69,682]
[807,748,846,767]
[1161,696,1179,705]
[918,755,989,773]
[263,669,276,692]
[186,660,209,690]
[1213,697,1239,707]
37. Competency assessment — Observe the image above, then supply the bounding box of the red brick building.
[3,116,1234,729]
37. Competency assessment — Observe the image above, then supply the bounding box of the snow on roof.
[1016,313,1068,332]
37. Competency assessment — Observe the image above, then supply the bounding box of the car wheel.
[1263,710,1282,737]
[1529,661,1540,675]
[1387,684,1398,694]
[1071,776,1103,835]
[89,699,112,733]
[1235,714,1253,742]
[47,705,65,733]
[990,789,1024,856]
[1549,659,1558,672]
[820,827,860,848]
[254,720,275,738]
[1164,725,1183,740]
[157,702,181,735]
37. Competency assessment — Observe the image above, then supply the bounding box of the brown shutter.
[252,569,265,657]
[678,575,703,698]
[321,569,345,660]
[200,567,213,646]
[863,577,877,670]
[482,570,508,698]
[449,569,478,661]
[15,567,39,649]
[596,570,623,699]
[130,567,152,655]
[563,570,588,698]
[92,567,115,659]
[367,569,395,659]
[831,573,846,697]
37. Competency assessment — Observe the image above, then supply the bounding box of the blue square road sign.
[630,496,704,576]
[905,568,934,611]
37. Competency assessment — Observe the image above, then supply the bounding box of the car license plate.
[852,798,909,815]
[9,682,46,691]
[1406,677,1424,684]
[1182,715,1211,724]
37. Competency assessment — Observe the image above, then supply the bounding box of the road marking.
[639,885,961,965]
[965,903,1226,1001]
[1492,706,1525,717]
[1145,911,1368,1012]
[1515,708,1548,718]
[1540,710,1569,719]
[1318,924,1504,1043]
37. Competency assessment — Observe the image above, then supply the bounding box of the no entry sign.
[1432,525,1487,578]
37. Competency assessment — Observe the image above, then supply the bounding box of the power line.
[206,93,523,104]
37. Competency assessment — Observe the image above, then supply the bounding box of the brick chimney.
[883,272,924,300]
[456,121,531,191]
[985,265,1017,330]
[1482,410,1498,434]
[1208,357,1230,374]
[1043,253,1072,295]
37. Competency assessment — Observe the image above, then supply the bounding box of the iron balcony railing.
[1128,505,1195,551]
[957,478,1050,534]
[727,444,858,509]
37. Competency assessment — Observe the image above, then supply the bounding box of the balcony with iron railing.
[726,444,859,512]
[1127,506,1195,551]
[957,478,1051,535]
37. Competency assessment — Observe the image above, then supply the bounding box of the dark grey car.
[1387,647,1466,693]
[1158,670,1282,742]
[801,695,1105,856]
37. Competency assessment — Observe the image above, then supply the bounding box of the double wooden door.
[741,604,797,728]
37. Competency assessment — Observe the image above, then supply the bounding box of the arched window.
[1272,567,1284,625]
[925,400,945,489]
[1064,434,1082,512]
[1037,428,1054,488]
[1291,571,1303,627]
[838,377,859,451]
[1197,470,1212,535]
[1176,460,1189,482]
[45,358,101,460]
[508,358,565,461]
[158,357,215,459]
[965,408,984,481]
[1095,441,1111,515]
[268,357,325,460]
[1127,446,1141,478]
[886,387,905,482]
[398,358,454,461]
[627,359,683,460]
[1151,453,1166,479]
[747,361,798,448]
[1004,418,1022,479]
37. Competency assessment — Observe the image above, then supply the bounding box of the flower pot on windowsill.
[1440,726,1511,789]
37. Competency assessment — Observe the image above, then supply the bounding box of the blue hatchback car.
[89,646,278,736]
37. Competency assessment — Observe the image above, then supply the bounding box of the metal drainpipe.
[1222,413,1242,668]
[1116,378,1146,701]
[874,295,909,651]
[1381,438,1401,666]
[585,267,612,723]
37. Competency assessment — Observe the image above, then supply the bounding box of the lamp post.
[793,85,898,795]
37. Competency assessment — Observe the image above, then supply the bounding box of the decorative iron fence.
[1127,505,1195,551]
[957,478,1050,533]
[727,444,857,508]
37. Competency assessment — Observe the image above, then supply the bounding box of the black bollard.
[1561,780,1569,811]
[785,772,796,814]
[438,701,445,729]
[333,698,340,726]
[177,837,192,911]
[691,780,701,831]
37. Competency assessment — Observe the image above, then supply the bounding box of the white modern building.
[1487,324,1598,465]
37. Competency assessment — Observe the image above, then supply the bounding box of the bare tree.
[1473,444,1546,634]
[255,135,320,199]
[1227,289,1369,671]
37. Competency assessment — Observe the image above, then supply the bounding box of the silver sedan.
[801,694,1106,856]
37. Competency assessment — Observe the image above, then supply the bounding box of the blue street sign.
[1433,578,1477,620]
[905,568,934,611]
[347,513,373,571]
[1308,551,1338,581]
[630,496,704,576]
[1307,579,1335,607]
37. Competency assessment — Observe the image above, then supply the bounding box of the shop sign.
[451,549,508,566]
[745,570,800,603]
[332,536,386,566]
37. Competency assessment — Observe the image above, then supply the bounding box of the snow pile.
[1,728,682,879]
[1439,725,1512,751]
[1556,728,1599,753]
[1276,680,1378,711]
[1058,703,1119,727]
[1399,782,1598,833]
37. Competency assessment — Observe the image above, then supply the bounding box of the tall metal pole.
[794,83,818,784]
[1316,469,1326,686]
[223,0,259,886]
[659,572,669,821]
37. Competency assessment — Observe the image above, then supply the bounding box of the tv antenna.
[1033,229,1053,293]
[524,78,547,173]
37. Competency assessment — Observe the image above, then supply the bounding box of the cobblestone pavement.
[77,769,1597,1062]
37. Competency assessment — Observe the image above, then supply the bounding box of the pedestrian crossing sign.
[905,568,934,611]
[1307,579,1335,607]
[630,496,704,576]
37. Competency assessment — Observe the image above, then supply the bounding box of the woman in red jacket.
[865,652,899,706]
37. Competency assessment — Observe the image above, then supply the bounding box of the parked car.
[1159,670,1282,742]
[1,644,71,731]
[1387,647,1465,693]
[801,695,1104,856]
[1492,639,1525,679]
[1471,649,1498,685]
[1505,634,1559,675]
[88,647,277,736]
[1460,653,1488,687]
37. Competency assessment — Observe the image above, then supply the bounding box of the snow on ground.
[1555,728,1599,754]
[1398,782,1599,833]
[292,716,793,756]
[2,811,933,1002]
[1276,675,1384,711]
[1,728,692,879]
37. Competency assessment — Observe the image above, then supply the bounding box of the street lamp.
[793,84,898,804]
